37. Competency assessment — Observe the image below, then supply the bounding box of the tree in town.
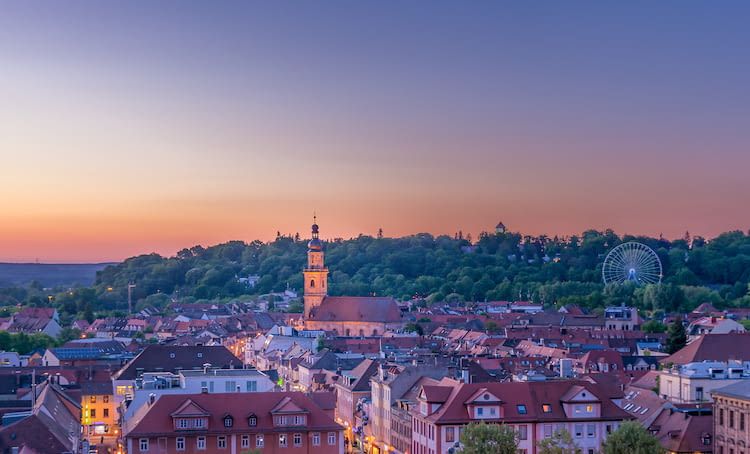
[459,422,518,454]
[666,320,687,354]
[537,428,581,454]
[601,421,663,454]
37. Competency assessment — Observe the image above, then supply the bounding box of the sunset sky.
[1,1,749,263]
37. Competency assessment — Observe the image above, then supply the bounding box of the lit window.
[542,404,552,413]
[256,435,264,448]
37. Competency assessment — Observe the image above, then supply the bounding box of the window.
[277,416,288,426]
[328,432,337,445]
[246,381,257,392]
[294,433,302,447]
[490,407,497,416]
[542,404,552,413]
[90,409,96,418]
[103,395,109,403]
[225,381,237,392]
[543,425,553,438]
[310,279,315,288]
[197,436,206,450]
[517,425,528,440]
[256,435,264,448]
[195,418,206,428]
[313,432,321,446]
[248,415,257,426]
[178,419,189,429]
[586,405,593,412]
[224,416,233,427]
[730,410,735,428]
[575,424,583,438]
[720,409,725,426]
[90,395,97,403]
[294,415,305,425]
[477,407,484,416]
[517,405,527,414]
[139,439,149,451]
[241,435,250,449]
[446,427,455,443]
[587,424,596,438]
[176,438,185,451]
[742,412,746,431]
[279,434,288,447]
[103,408,109,418]
[217,436,227,449]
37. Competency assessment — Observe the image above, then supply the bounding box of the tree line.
[1,229,750,321]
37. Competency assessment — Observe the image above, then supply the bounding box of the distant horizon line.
[2,225,747,265]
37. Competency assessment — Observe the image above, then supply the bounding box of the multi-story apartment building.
[334,359,380,450]
[82,381,118,448]
[604,306,640,331]
[712,381,750,454]
[122,391,345,454]
[659,360,750,403]
[112,345,241,406]
[411,378,631,454]
[122,368,275,421]
[369,363,449,454]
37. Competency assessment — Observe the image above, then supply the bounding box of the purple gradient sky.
[1,1,749,262]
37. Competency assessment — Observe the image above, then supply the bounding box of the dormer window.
[224,415,234,427]
[248,415,257,427]
[517,405,527,415]
[542,404,552,413]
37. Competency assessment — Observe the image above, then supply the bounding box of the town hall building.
[302,220,405,336]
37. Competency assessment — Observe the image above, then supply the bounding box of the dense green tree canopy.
[601,421,663,454]
[2,229,750,320]
[459,422,518,454]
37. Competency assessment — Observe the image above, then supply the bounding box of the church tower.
[303,217,328,318]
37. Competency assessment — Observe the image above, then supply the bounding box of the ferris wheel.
[602,241,663,285]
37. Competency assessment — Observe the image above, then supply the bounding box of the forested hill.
[90,229,750,315]
[0,262,110,287]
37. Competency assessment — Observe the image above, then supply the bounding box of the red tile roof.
[662,333,750,365]
[417,379,632,424]
[309,296,403,323]
[125,392,342,437]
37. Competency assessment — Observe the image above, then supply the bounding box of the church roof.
[309,296,403,323]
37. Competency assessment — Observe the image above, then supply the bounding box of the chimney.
[461,369,470,384]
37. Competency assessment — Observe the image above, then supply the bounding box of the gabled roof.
[270,396,309,414]
[417,379,631,425]
[170,399,209,417]
[309,296,403,323]
[113,345,239,380]
[663,333,750,365]
[420,385,453,403]
[124,392,342,437]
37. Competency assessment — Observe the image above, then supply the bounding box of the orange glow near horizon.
[1,3,749,263]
